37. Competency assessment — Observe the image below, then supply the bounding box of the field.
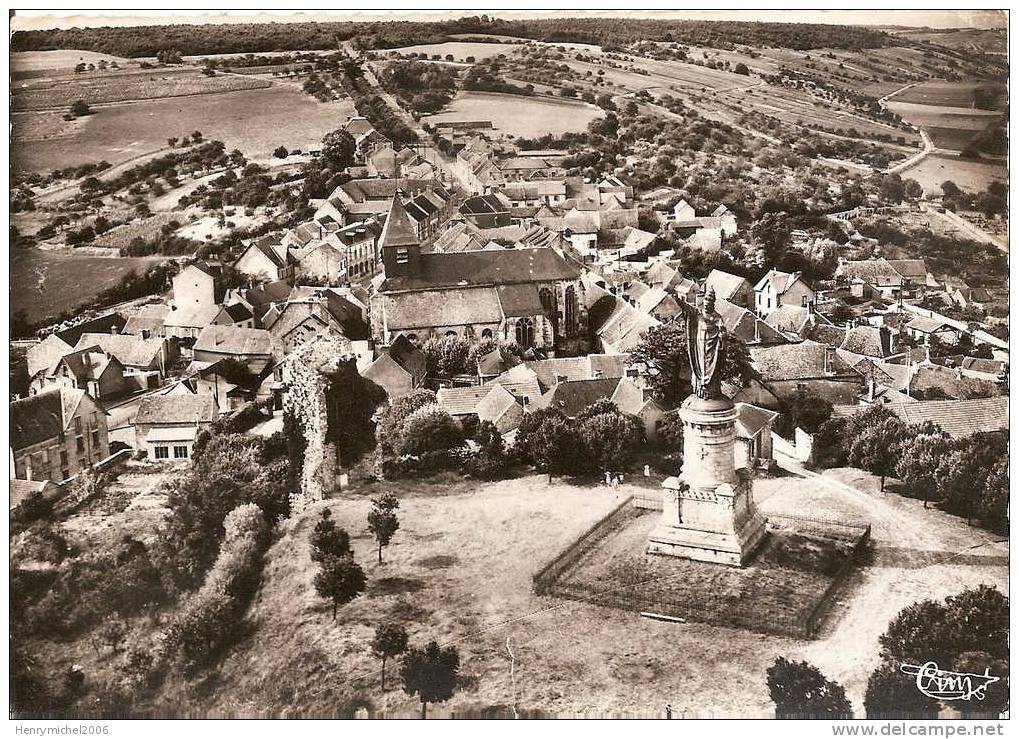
[12,86,355,172]
[900,153,1007,195]
[386,41,521,61]
[10,49,135,78]
[11,67,271,111]
[422,91,602,138]
[891,80,1006,110]
[10,247,167,323]
[885,100,1001,150]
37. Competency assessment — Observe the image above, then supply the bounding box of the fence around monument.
[532,496,871,639]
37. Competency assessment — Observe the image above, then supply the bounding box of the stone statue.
[681,287,726,400]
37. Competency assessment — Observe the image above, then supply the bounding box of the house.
[530,377,622,417]
[734,402,780,469]
[212,302,256,329]
[164,262,223,338]
[316,178,446,224]
[193,325,274,374]
[122,303,169,338]
[764,304,814,339]
[371,199,586,351]
[704,269,753,309]
[436,383,526,434]
[26,313,127,379]
[610,375,666,443]
[32,345,130,401]
[832,396,1008,439]
[460,193,512,229]
[905,316,961,346]
[596,299,660,355]
[714,299,789,346]
[10,478,61,513]
[11,387,110,483]
[501,180,567,208]
[476,345,523,382]
[234,235,294,282]
[73,332,176,379]
[839,325,896,359]
[133,394,217,462]
[749,340,863,404]
[362,334,427,400]
[836,258,910,299]
[334,220,381,281]
[263,293,369,356]
[754,269,815,317]
[404,190,453,240]
[191,360,261,412]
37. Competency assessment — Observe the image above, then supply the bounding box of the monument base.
[647,511,767,567]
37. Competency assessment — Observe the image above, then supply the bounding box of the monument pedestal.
[647,395,766,567]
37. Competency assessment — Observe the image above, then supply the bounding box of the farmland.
[422,91,602,138]
[901,153,1007,195]
[11,66,271,111]
[885,100,1002,151]
[10,247,167,324]
[10,49,134,79]
[12,86,355,172]
[385,41,521,61]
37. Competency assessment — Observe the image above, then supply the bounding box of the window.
[91,430,100,449]
[60,451,68,466]
[395,248,409,265]
[173,445,189,459]
[73,416,82,432]
[515,317,535,348]
[154,446,170,460]
[481,328,493,339]
[76,437,85,454]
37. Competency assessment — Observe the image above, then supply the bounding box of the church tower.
[379,195,421,279]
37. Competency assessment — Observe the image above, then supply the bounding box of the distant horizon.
[9,9,1008,33]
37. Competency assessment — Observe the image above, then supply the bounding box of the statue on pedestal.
[681,287,725,400]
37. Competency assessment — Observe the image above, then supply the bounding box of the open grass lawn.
[12,67,271,111]
[10,247,168,324]
[902,153,1007,195]
[12,86,355,173]
[422,91,602,138]
[891,81,1005,110]
[11,50,135,78]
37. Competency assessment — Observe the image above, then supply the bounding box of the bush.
[164,504,269,674]
[399,404,464,456]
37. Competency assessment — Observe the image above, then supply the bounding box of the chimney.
[867,373,875,402]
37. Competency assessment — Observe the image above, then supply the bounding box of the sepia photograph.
[7,6,1010,726]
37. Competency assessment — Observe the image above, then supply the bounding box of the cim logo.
[900,662,1001,702]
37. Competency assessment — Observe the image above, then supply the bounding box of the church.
[370,198,587,353]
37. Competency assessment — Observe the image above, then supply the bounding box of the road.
[32,146,173,206]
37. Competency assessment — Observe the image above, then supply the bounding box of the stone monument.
[647,288,766,566]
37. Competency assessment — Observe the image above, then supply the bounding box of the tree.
[577,404,643,472]
[777,390,833,436]
[848,414,906,490]
[321,128,356,170]
[167,136,178,148]
[734,62,750,75]
[864,662,940,718]
[313,554,366,619]
[751,211,791,264]
[399,405,463,457]
[516,409,583,482]
[310,508,351,562]
[273,146,289,159]
[880,174,905,204]
[401,641,460,719]
[422,334,470,377]
[367,493,400,564]
[376,390,438,456]
[766,657,852,718]
[894,424,953,508]
[371,623,409,690]
[70,100,91,117]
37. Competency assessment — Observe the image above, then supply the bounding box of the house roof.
[461,194,509,216]
[886,259,929,281]
[384,287,504,330]
[385,334,427,379]
[123,304,169,336]
[53,345,117,382]
[220,302,254,323]
[436,385,497,416]
[194,325,272,357]
[837,258,903,287]
[750,340,858,382]
[735,402,780,438]
[840,326,891,358]
[241,238,286,270]
[52,313,127,347]
[610,376,661,417]
[380,247,580,293]
[754,269,808,296]
[704,269,748,301]
[597,302,659,353]
[73,332,164,368]
[10,387,86,451]
[10,478,57,510]
[803,322,848,347]
[906,316,954,334]
[135,394,217,426]
[961,357,1007,375]
[531,378,621,417]
[475,383,520,424]
[834,396,1008,438]
[379,197,421,249]
[477,346,522,376]
[764,305,811,335]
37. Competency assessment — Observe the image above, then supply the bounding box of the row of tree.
[813,405,1008,532]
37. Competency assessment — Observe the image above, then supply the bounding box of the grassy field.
[10,49,135,78]
[10,247,167,323]
[886,100,1002,150]
[891,81,1006,110]
[386,41,520,61]
[901,153,1007,195]
[12,67,271,111]
[12,86,355,172]
[423,91,602,138]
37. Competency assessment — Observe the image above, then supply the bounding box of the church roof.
[379,197,420,249]
[380,247,580,293]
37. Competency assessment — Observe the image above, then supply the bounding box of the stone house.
[11,387,110,483]
[754,269,815,317]
[134,394,217,462]
[26,313,127,379]
[164,262,223,339]
[749,340,864,405]
[362,334,427,401]
[734,402,779,469]
[193,325,274,374]
[31,345,130,401]
[233,235,294,282]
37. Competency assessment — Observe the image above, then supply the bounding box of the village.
[8,13,1009,721]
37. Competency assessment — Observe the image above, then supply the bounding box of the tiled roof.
[496,284,544,318]
[834,397,1007,438]
[53,313,127,347]
[597,302,659,353]
[10,387,80,451]
[735,402,779,438]
[704,269,748,301]
[221,302,254,322]
[530,378,621,417]
[754,269,806,296]
[384,334,427,378]
[837,258,903,287]
[123,304,169,336]
[840,326,891,357]
[74,332,164,368]
[764,305,811,335]
[380,247,580,293]
[384,287,504,330]
[906,316,953,333]
[194,326,272,356]
[886,259,929,280]
[804,322,848,347]
[750,340,858,382]
[135,394,217,426]
[436,385,495,415]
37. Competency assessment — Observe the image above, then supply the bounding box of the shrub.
[399,404,464,456]
[164,504,269,674]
